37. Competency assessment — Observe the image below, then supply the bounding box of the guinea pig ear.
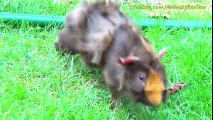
[118,56,140,65]
[157,48,167,60]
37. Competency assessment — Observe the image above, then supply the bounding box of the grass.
[0,0,212,120]
[0,0,212,20]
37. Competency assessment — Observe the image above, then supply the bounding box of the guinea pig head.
[118,49,168,106]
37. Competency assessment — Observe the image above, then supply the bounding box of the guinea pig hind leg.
[91,50,101,65]
[91,33,112,65]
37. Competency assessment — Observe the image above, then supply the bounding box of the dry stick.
[168,83,186,95]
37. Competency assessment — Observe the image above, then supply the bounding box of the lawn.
[0,0,212,120]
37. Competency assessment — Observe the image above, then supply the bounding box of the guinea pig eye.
[139,75,145,81]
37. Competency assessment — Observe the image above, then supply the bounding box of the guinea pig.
[102,24,168,109]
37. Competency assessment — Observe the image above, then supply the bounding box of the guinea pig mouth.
[130,90,159,106]
[134,94,161,107]
[134,96,153,106]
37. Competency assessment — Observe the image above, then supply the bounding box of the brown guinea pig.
[102,24,168,109]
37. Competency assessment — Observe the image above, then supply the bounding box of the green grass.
[0,0,212,120]
[0,0,212,20]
